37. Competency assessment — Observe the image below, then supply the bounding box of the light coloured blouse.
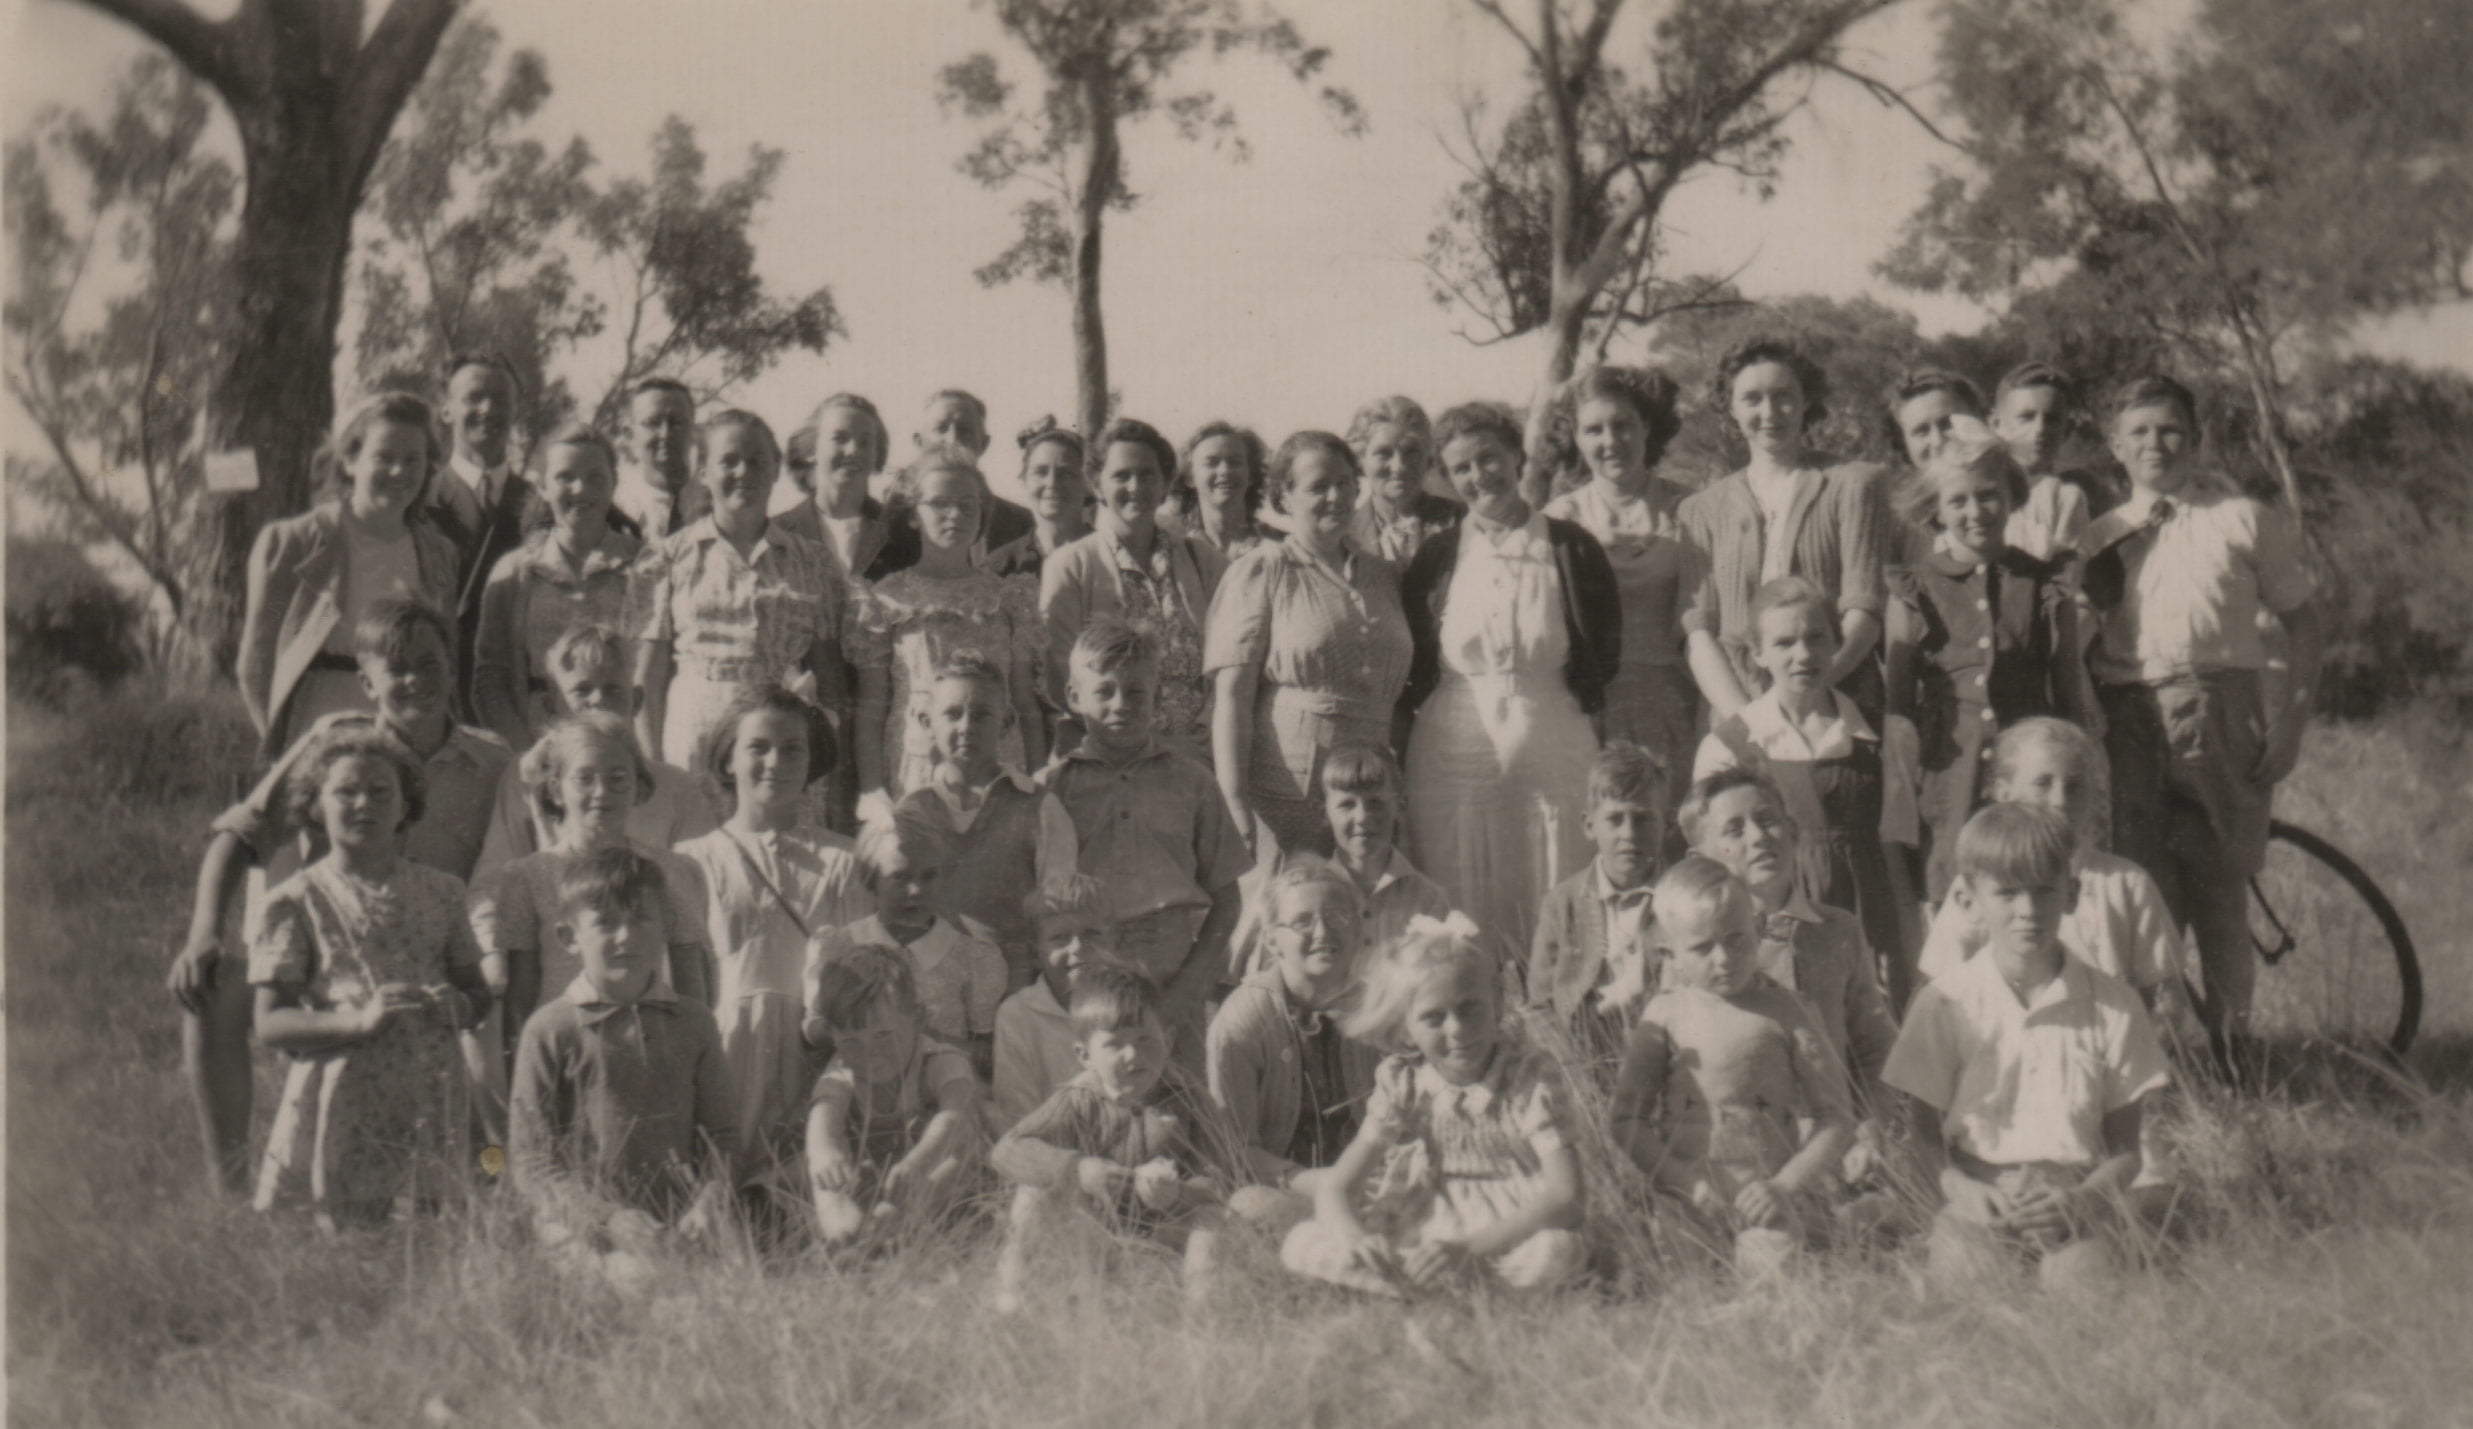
[625,518,841,681]
[1203,537,1413,797]
[1438,513,1571,679]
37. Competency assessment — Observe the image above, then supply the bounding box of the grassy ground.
[10,687,2473,1427]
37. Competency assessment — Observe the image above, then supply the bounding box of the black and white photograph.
[5,0,2469,1421]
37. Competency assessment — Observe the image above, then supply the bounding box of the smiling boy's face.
[357,623,454,733]
[1066,655,1156,754]
[1077,1014,1168,1100]
[1324,782,1397,867]
[563,899,664,1004]
[1036,911,1113,1004]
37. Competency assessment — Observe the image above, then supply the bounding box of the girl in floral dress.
[251,727,493,1226]
[850,446,1045,802]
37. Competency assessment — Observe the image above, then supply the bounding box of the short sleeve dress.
[847,568,1040,797]
[1352,1037,1571,1247]
[626,519,842,768]
[1201,537,1413,855]
[248,859,483,1215]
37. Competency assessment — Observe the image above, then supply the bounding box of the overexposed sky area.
[9,0,2467,501]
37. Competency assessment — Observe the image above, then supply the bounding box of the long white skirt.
[1404,672,1598,970]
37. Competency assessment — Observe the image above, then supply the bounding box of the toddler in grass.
[804,945,986,1247]
[803,816,1007,1075]
[1884,803,2170,1289]
[992,965,1248,1312]
[509,848,737,1291]
[677,684,871,1165]
[1282,917,1586,1296]
[1609,858,1854,1278]
[250,726,494,1227]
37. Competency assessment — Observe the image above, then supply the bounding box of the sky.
[8,0,2468,506]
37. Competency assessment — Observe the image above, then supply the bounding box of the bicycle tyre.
[2236,820,2423,1059]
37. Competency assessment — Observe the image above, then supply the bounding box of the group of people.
[162,337,2322,1302]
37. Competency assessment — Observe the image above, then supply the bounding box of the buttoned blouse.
[1678,462,1891,645]
[1204,536,1414,789]
[2079,485,2317,684]
[626,518,841,679]
[1439,513,1570,680]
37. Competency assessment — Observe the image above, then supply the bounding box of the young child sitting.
[804,816,1007,1074]
[992,874,1121,1131]
[1695,576,1918,973]
[1528,742,1667,1076]
[892,652,1079,990]
[176,597,511,1195]
[1884,803,2171,1289]
[1045,620,1249,1075]
[249,726,495,1227]
[677,685,872,1166]
[508,848,737,1290]
[1609,858,1855,1279]
[475,624,719,880]
[991,966,1247,1312]
[1208,858,1370,1219]
[1230,743,1450,984]
[1282,916,1586,1297]
[804,945,986,1248]
[1680,769,1897,1117]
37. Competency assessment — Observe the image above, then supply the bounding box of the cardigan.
[1393,515,1623,734]
[236,504,462,762]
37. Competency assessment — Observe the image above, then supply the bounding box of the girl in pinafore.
[1886,421,2098,903]
[1281,916,1586,1295]
[849,445,1046,802]
[678,684,872,1162]
[251,728,493,1226]
[1542,366,1705,826]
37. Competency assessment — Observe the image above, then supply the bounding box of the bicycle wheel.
[2240,820,2422,1058]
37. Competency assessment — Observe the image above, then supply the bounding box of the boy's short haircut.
[1024,872,1110,928]
[1264,854,1365,927]
[1747,575,1839,641]
[1954,802,2076,890]
[555,844,671,925]
[927,648,1010,705]
[523,710,657,822]
[1677,767,1791,847]
[534,421,618,477]
[700,682,839,801]
[543,624,630,680]
[284,725,428,834]
[1320,742,1399,797]
[1070,618,1158,680]
[1650,855,1752,939]
[1430,400,1526,462]
[2105,373,2198,428]
[855,812,955,882]
[353,595,457,674]
[1586,740,1664,811]
[1903,424,2029,529]
[1068,963,1163,1039]
[814,943,919,1029]
[1993,361,2072,406]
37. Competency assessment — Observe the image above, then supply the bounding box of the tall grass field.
[10,687,2473,1427]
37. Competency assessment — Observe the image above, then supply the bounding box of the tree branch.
[340,0,463,183]
[70,0,246,103]
[1466,0,1542,71]
[1816,60,1964,151]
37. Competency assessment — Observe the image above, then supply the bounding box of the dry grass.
[10,691,2473,1428]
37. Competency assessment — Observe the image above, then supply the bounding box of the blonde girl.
[849,445,1045,800]
[1281,916,1586,1295]
[472,424,641,749]
[470,711,713,1039]
[250,728,490,1225]
[239,393,461,761]
[1886,422,2098,901]
[628,409,845,769]
[677,684,872,1160]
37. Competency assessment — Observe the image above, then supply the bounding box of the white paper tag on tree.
[204,448,259,493]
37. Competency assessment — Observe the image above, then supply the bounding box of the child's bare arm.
[253,982,412,1055]
[806,1083,858,1192]
[1310,1119,1388,1243]
[1608,1022,1686,1189]
[170,831,253,1013]
[1461,1143,1583,1260]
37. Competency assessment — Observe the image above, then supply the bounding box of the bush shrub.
[6,538,143,706]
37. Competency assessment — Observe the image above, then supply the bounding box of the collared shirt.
[2079,484,2316,684]
[1918,847,2187,992]
[1884,951,2169,1169]
[215,713,513,890]
[810,914,1006,1046]
[430,455,508,543]
[1694,688,1921,855]
[1046,738,1250,925]
[469,843,710,997]
[1440,511,1567,680]
[1203,535,1414,799]
[1348,494,1457,566]
[470,526,644,744]
[625,516,840,678]
[1749,891,1899,1093]
[990,981,1081,1132]
[509,976,735,1224]
[991,1065,1245,1193]
[911,770,1078,884]
[614,466,708,541]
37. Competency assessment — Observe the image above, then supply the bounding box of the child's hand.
[167,936,220,1014]
[1133,1158,1183,1213]
[811,1148,858,1196]
[1841,1121,1884,1183]
[1401,1237,1474,1288]
[1941,1171,2008,1226]
[1734,1178,1791,1230]
[354,983,430,1034]
[2001,1183,2080,1238]
[1687,1177,1727,1218]
[1075,1156,1131,1203]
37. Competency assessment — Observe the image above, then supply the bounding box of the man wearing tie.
[614,376,706,540]
[427,353,535,710]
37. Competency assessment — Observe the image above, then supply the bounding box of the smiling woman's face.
[1730,361,1809,454]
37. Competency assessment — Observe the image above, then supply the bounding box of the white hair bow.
[1405,910,1482,943]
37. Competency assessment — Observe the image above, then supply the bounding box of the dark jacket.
[1393,515,1623,741]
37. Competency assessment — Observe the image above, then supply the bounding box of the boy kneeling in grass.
[509,848,737,1293]
[804,944,987,1248]
[1884,803,2170,1290]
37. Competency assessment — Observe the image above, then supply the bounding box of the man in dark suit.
[424,352,535,715]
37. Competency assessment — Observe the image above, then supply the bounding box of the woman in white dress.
[1394,403,1622,962]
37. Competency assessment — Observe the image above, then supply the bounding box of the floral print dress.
[848,568,1040,796]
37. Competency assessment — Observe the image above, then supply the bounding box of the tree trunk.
[1524,284,1594,505]
[1071,69,1120,443]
